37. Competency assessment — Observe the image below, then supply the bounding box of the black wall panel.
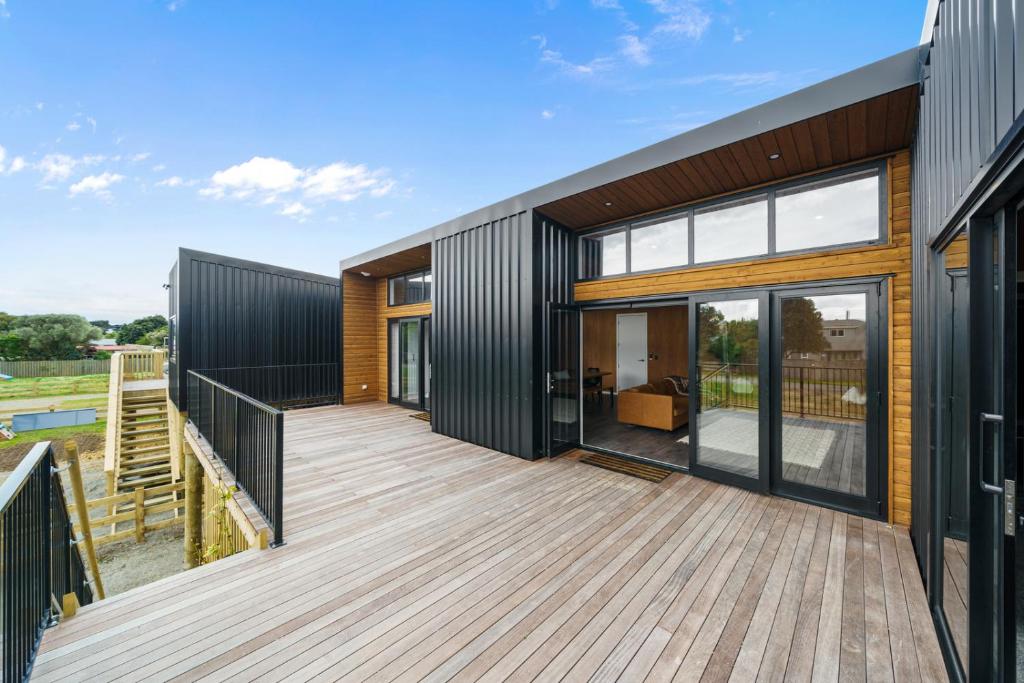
[432,212,536,459]
[169,248,341,411]
[911,0,1024,573]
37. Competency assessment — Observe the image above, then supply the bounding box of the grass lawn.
[0,420,106,451]
[0,374,109,400]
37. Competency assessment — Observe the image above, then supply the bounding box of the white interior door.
[616,313,648,391]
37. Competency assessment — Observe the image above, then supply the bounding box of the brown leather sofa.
[617,382,689,431]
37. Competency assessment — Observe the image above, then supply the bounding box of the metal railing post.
[799,366,806,418]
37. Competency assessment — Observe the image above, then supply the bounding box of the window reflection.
[775,171,880,252]
[631,216,688,271]
[693,195,768,264]
[581,231,627,277]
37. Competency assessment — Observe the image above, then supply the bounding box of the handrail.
[186,370,284,546]
[103,352,124,484]
[1,442,95,682]
[699,363,731,382]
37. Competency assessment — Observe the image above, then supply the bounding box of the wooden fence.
[0,359,112,377]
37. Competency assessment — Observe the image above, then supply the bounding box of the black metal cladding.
[910,0,1024,574]
[169,248,341,412]
[432,211,536,459]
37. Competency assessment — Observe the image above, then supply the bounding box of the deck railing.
[698,363,867,420]
[1,442,94,683]
[187,370,284,546]
[191,363,339,409]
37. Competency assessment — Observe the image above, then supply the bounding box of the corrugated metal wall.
[911,0,1024,572]
[432,211,536,459]
[170,249,341,410]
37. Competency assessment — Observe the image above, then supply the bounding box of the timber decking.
[34,402,945,682]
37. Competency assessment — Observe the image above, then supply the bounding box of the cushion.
[663,375,689,395]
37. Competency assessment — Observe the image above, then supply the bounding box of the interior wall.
[582,305,688,391]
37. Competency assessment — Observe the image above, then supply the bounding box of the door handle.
[979,412,1004,495]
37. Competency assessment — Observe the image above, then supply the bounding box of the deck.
[34,402,945,682]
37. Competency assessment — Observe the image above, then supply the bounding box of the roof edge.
[179,247,339,286]
[340,46,920,272]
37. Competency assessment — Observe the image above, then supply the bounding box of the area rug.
[409,412,431,422]
[678,412,835,469]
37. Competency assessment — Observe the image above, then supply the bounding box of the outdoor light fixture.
[360,271,371,277]
[604,201,613,206]
[768,152,781,160]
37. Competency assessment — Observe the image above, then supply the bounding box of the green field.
[0,374,109,400]
[0,420,106,452]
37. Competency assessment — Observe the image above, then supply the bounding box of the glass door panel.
[691,296,765,486]
[423,318,431,412]
[400,320,420,404]
[547,304,580,456]
[778,291,871,498]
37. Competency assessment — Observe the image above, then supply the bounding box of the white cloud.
[86,116,97,132]
[672,71,779,87]
[36,154,79,182]
[35,102,44,111]
[152,163,167,172]
[131,152,151,162]
[733,27,750,43]
[373,210,394,220]
[279,202,312,219]
[647,0,711,40]
[167,0,184,10]
[0,144,5,172]
[591,0,621,8]
[0,0,8,19]
[541,109,556,120]
[156,176,186,187]
[68,172,124,199]
[200,156,396,213]
[66,120,81,132]
[619,34,651,66]
[534,35,614,77]
[8,156,26,174]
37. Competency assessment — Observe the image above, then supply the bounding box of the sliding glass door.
[770,284,882,516]
[689,293,768,490]
[388,316,430,411]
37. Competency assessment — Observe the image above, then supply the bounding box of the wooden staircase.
[116,390,173,492]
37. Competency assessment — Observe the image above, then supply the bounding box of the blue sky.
[0,0,924,322]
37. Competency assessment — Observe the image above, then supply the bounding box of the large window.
[693,195,768,264]
[631,215,688,271]
[775,170,881,252]
[580,230,626,278]
[577,164,884,280]
[388,269,431,306]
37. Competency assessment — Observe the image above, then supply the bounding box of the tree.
[116,315,168,345]
[0,312,16,333]
[781,298,827,356]
[10,314,102,360]
[89,320,112,332]
[0,332,25,360]
[137,326,169,347]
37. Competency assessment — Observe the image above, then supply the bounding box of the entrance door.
[616,313,647,392]
[546,303,581,456]
[770,285,883,517]
[689,293,768,490]
[388,316,429,411]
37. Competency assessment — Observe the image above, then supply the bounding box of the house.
[129,1,1019,680]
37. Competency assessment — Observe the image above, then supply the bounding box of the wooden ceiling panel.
[536,85,919,230]
[345,243,431,278]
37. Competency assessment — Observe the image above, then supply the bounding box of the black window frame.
[387,268,432,307]
[577,160,888,282]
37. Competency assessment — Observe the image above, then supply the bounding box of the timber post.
[184,444,203,568]
[65,440,105,600]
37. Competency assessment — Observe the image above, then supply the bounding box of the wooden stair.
[115,390,173,494]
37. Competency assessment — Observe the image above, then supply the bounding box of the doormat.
[409,412,431,422]
[579,452,672,483]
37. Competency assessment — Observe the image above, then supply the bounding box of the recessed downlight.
[604,201,613,207]
[768,152,781,160]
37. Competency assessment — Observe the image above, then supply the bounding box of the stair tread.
[120,444,170,456]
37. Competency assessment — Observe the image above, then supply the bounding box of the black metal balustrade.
[1,442,94,683]
[699,363,867,420]
[192,363,339,409]
[187,370,284,546]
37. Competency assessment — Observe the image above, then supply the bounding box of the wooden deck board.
[33,402,946,682]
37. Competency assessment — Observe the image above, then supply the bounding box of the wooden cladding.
[538,87,918,230]
[575,150,914,526]
[342,273,432,405]
[342,272,378,404]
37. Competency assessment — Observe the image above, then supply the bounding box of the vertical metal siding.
[170,249,341,411]
[432,211,536,459]
[911,0,1024,572]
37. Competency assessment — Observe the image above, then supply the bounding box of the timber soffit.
[339,46,921,272]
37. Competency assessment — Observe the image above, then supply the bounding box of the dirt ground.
[1,444,187,598]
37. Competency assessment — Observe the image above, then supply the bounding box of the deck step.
[117,473,172,490]
[120,452,172,467]
[121,434,170,448]
[119,444,170,457]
